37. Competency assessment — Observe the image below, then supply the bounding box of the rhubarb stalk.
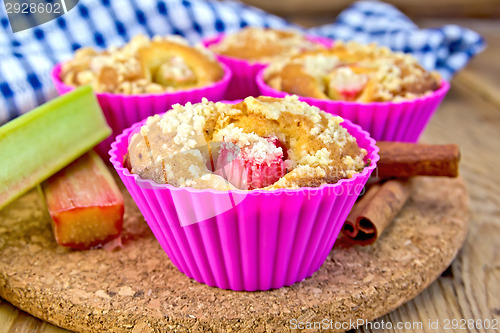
[42,151,124,250]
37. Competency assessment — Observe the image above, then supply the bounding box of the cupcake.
[51,34,231,157]
[203,27,331,100]
[257,41,450,142]
[110,96,379,291]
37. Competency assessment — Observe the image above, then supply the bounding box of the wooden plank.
[0,299,19,332]
[0,299,70,333]
[240,0,500,18]
[456,70,500,112]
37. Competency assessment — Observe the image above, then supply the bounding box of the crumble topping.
[61,34,223,94]
[212,124,283,165]
[302,53,341,80]
[264,40,441,102]
[127,96,367,190]
[180,173,236,191]
[210,27,324,63]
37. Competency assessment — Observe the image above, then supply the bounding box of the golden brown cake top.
[61,35,224,94]
[209,27,324,63]
[127,96,367,191]
[264,41,441,102]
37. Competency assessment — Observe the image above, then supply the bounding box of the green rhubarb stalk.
[0,86,111,209]
[41,151,124,250]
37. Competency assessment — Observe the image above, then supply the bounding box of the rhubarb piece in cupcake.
[264,40,441,102]
[208,27,324,63]
[60,34,224,94]
[213,130,287,190]
[126,96,368,190]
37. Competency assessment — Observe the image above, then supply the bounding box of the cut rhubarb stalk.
[0,86,111,209]
[215,137,287,190]
[41,151,124,250]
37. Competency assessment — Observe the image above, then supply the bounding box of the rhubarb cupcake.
[257,41,450,142]
[110,96,379,291]
[51,34,231,157]
[203,27,331,99]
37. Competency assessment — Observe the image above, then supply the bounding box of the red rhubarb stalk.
[42,151,124,250]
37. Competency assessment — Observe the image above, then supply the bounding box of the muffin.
[209,27,325,63]
[264,40,441,102]
[110,96,379,291]
[51,34,231,157]
[203,27,331,99]
[257,41,450,142]
[60,34,224,94]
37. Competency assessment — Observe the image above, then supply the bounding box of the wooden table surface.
[1,19,499,333]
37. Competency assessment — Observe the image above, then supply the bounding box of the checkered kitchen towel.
[0,0,485,124]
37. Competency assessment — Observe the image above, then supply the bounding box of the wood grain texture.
[0,298,69,333]
[1,17,499,333]
[240,0,500,18]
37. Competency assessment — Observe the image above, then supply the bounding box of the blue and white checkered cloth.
[0,0,485,125]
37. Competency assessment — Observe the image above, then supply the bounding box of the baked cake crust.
[127,96,367,190]
[209,27,324,63]
[264,41,441,102]
[61,35,224,94]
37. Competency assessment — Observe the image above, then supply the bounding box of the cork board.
[0,176,469,333]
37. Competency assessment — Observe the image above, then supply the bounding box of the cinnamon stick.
[341,180,412,246]
[376,141,460,179]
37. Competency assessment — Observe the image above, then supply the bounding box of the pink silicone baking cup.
[109,115,378,291]
[50,62,232,157]
[256,69,450,142]
[203,34,333,100]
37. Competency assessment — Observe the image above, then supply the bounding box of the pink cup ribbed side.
[109,116,379,291]
[256,68,450,142]
[50,63,232,158]
[203,34,333,100]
